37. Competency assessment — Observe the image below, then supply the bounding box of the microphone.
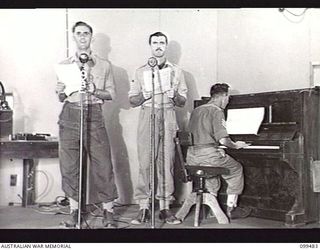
[148,57,157,68]
[79,53,89,64]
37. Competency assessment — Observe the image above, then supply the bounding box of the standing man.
[129,32,187,225]
[55,21,118,228]
[187,83,251,219]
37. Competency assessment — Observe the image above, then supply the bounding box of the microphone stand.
[77,54,89,229]
[150,66,156,229]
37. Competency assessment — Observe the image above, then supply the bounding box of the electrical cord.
[280,8,309,23]
[34,197,133,229]
[284,8,308,17]
[35,170,50,200]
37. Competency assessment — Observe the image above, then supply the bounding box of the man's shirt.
[189,102,229,147]
[128,60,187,108]
[58,53,115,104]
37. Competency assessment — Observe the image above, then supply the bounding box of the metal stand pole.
[76,59,88,229]
[76,90,85,229]
[150,67,156,229]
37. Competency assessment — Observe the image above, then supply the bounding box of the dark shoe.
[131,209,150,225]
[159,209,181,225]
[60,209,78,228]
[227,206,252,220]
[103,210,117,228]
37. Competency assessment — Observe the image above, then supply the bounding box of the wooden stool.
[174,132,230,227]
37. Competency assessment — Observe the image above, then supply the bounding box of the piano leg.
[283,157,306,227]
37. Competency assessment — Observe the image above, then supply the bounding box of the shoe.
[103,210,117,228]
[60,209,78,228]
[131,209,150,225]
[159,209,181,225]
[227,206,252,220]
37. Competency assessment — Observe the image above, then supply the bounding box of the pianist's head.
[210,83,230,109]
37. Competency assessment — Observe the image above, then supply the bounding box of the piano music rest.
[174,132,230,226]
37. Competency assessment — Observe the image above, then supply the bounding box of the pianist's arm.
[219,137,249,149]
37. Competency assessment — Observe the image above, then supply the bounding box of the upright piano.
[194,87,320,226]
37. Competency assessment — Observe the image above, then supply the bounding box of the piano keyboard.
[243,145,280,149]
[220,145,280,150]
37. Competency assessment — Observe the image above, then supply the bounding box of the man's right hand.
[234,141,251,149]
[142,91,152,100]
[56,82,66,94]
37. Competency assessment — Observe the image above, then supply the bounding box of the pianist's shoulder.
[193,103,224,115]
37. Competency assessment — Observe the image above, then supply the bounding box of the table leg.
[22,159,35,207]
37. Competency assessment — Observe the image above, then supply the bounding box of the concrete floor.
[1,203,319,229]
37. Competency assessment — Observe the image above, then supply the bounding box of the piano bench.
[175,165,230,227]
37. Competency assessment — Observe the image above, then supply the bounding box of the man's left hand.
[81,82,96,95]
[166,88,176,98]
[85,81,96,94]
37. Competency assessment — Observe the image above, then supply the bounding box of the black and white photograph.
[0,7,319,243]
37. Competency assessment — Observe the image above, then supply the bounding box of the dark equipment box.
[0,110,13,139]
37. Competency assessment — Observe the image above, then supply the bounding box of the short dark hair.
[210,83,230,97]
[72,21,93,34]
[149,32,168,45]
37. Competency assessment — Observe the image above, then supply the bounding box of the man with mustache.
[129,32,188,225]
[55,21,118,228]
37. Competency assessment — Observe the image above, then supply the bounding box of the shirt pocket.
[91,68,105,89]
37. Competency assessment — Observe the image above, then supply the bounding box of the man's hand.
[234,141,251,149]
[166,88,175,98]
[56,82,66,94]
[217,148,226,157]
[142,91,152,100]
[86,81,96,94]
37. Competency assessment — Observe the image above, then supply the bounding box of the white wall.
[1,8,320,206]
[217,8,313,94]
[0,9,66,205]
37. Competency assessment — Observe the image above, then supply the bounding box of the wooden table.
[0,140,59,207]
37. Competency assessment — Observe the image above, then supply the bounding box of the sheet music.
[54,63,82,96]
[226,107,265,135]
[143,67,171,94]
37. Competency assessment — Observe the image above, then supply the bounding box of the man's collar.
[148,59,173,69]
[207,99,223,110]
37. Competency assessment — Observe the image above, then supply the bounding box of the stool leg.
[203,193,229,224]
[176,192,197,221]
[194,193,202,227]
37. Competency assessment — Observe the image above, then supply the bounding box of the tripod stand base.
[176,192,229,226]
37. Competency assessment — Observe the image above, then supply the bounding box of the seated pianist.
[186,83,251,219]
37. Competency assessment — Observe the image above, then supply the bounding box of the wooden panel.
[0,140,58,159]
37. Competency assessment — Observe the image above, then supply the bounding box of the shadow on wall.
[167,40,199,131]
[90,33,133,205]
[11,88,26,133]
[167,40,199,204]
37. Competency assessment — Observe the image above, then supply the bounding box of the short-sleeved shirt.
[128,60,187,108]
[58,53,115,104]
[188,102,229,147]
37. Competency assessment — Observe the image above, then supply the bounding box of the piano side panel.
[301,89,320,224]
